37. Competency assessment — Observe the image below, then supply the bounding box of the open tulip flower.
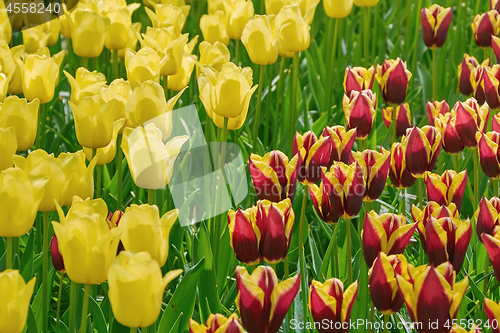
[454,98,489,148]
[420,5,453,49]
[292,131,331,184]
[426,100,449,126]
[0,42,24,95]
[197,41,231,74]
[190,313,244,333]
[309,180,340,224]
[435,111,465,155]
[321,125,357,164]
[482,230,500,282]
[342,89,377,140]
[424,170,468,212]
[375,58,412,106]
[0,270,36,333]
[477,131,500,179]
[275,4,312,56]
[485,297,500,333]
[308,278,358,333]
[64,67,107,105]
[103,4,141,50]
[0,127,17,171]
[388,142,416,189]
[117,22,142,58]
[351,148,391,202]
[411,201,459,227]
[241,14,279,65]
[228,199,294,265]
[402,125,442,177]
[249,150,301,203]
[145,3,190,34]
[125,47,166,87]
[221,0,255,40]
[472,10,500,48]
[69,8,109,58]
[475,196,500,241]
[458,54,488,97]
[83,116,126,165]
[396,262,468,333]
[361,211,416,267]
[369,253,408,315]
[343,66,375,96]
[382,102,412,137]
[0,2,11,44]
[168,35,198,91]
[235,265,300,333]
[21,25,51,54]
[200,11,230,46]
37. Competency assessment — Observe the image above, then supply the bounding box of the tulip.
[235,265,300,333]
[434,112,465,155]
[454,98,489,148]
[0,2,11,44]
[100,78,132,133]
[494,114,500,132]
[320,125,357,164]
[425,170,468,211]
[493,0,500,11]
[200,11,229,46]
[21,25,51,54]
[402,125,442,177]
[83,119,125,165]
[482,231,500,282]
[485,297,500,333]
[420,5,453,49]
[426,100,449,126]
[484,64,500,110]
[227,205,260,265]
[352,148,391,202]
[396,262,468,333]
[309,181,340,224]
[471,64,489,105]
[493,36,500,64]
[241,15,278,65]
[309,278,358,333]
[475,196,500,241]
[168,36,198,91]
[0,270,36,333]
[369,253,408,314]
[458,54,487,97]
[108,251,183,328]
[292,131,331,184]
[342,89,377,140]
[121,123,189,189]
[103,5,140,50]
[197,41,231,74]
[16,49,64,103]
[248,150,301,203]
[343,66,375,96]
[375,58,412,106]
[146,3,190,34]
[361,211,416,267]
[264,0,291,15]
[118,22,142,58]
[353,0,379,7]
[0,41,24,95]
[0,69,8,102]
[190,313,244,333]
[0,127,17,171]
[472,10,500,48]
[388,142,416,189]
[477,132,500,179]
[324,0,353,18]
[275,4,311,56]
[125,47,165,88]
[0,97,39,151]
[225,0,254,40]
[64,67,107,105]
[69,8,109,57]
[50,235,65,272]
[382,102,412,138]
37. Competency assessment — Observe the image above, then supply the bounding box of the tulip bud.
[292,131,331,184]
[0,270,36,333]
[494,114,500,132]
[483,231,500,282]
[420,5,453,49]
[0,42,23,95]
[190,313,244,333]
[0,2,11,44]
[168,36,198,91]
[458,54,487,97]
[375,58,412,106]
[353,0,379,7]
[434,112,464,155]
[475,196,500,241]
[125,47,165,88]
[352,148,391,202]
[100,78,131,133]
[309,278,358,333]
[471,64,489,105]
[197,41,231,75]
[225,0,254,40]
[477,131,500,179]
[145,3,190,34]
[227,206,260,265]
[342,89,377,140]
[425,170,468,212]
[426,100,449,126]
[320,125,357,164]
[323,0,353,18]
[0,127,17,171]
[485,297,500,333]
[118,22,142,58]
[69,8,109,57]
[472,10,500,48]
[235,266,300,333]
[454,98,490,148]
[388,142,416,189]
[200,11,230,46]
[241,15,279,65]
[50,235,65,272]
[0,96,39,151]
[382,103,412,137]
[64,67,107,105]
[22,25,51,54]
[275,4,311,56]
[402,125,442,177]
[343,66,375,96]
[309,182,340,224]
[103,4,140,50]
[483,65,500,110]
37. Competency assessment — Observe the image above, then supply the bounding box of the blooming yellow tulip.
[168,36,198,91]
[0,1,11,43]
[83,119,125,165]
[0,270,36,333]
[196,40,230,75]
[354,0,379,7]
[21,25,51,54]
[0,67,9,102]
[52,197,123,284]
[59,4,72,38]
[266,0,319,24]
[69,8,109,57]
[0,96,40,151]
[108,251,183,328]
[0,127,17,171]
[275,4,311,56]
[145,3,190,34]
[120,204,178,267]
[0,168,48,237]
[121,123,189,189]
[100,78,132,132]
[64,67,107,105]
[118,22,142,58]
[241,15,279,65]
[103,4,140,50]
[226,0,255,40]
[125,47,165,87]
[324,0,354,18]
[4,44,24,95]
[200,11,230,45]
[16,49,65,103]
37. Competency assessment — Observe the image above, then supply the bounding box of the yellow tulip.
[140,26,189,76]
[0,168,48,237]
[0,270,36,333]
[121,123,189,189]
[59,151,97,205]
[103,4,140,50]
[241,15,279,65]
[41,17,61,46]
[108,251,183,328]
[168,36,198,91]
[125,47,165,88]
[0,2,12,44]
[52,197,123,284]
[60,4,72,38]
[226,0,255,39]
[0,67,9,102]
[200,11,230,45]
[0,127,17,171]
[265,0,291,15]
[118,22,142,58]
[69,8,109,57]
[353,0,379,7]
[144,0,186,8]
[21,25,51,54]
[145,3,190,34]
[100,78,132,132]
[64,67,107,105]
[0,96,40,151]
[16,49,65,103]
[275,4,311,56]
[198,62,257,119]
[83,119,125,165]
[120,204,178,266]
[196,40,230,75]
[5,45,24,95]
[324,0,353,18]
[266,0,319,23]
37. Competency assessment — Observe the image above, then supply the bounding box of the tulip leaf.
[217,226,237,296]
[307,232,322,281]
[32,267,55,331]
[167,312,183,333]
[20,231,35,282]
[88,295,106,333]
[26,305,38,333]
[157,258,205,333]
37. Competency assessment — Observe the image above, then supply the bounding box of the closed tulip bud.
[235,265,300,333]
[309,182,340,224]
[471,64,489,105]
[309,278,358,332]
[0,96,40,151]
[50,235,65,272]
[103,5,140,50]
[477,131,500,179]
[118,22,142,58]
[108,251,183,328]
[146,3,190,34]
[241,15,278,65]
[472,10,500,48]
[396,262,468,333]
[388,142,416,189]
[484,65,500,110]
[435,112,464,155]
[382,103,412,137]
[249,150,300,203]
[64,67,107,105]
[369,253,408,314]
[454,98,490,148]
[125,47,165,88]
[425,170,468,212]
[493,36,500,64]
[323,0,353,18]
[426,100,449,126]
[16,49,64,103]
[353,0,379,7]
[343,66,375,96]
[402,125,442,177]
[83,119,125,165]
[190,313,244,333]
[226,0,254,40]
[69,8,109,57]
[0,127,17,171]
[227,206,260,265]
[485,297,500,333]
[0,167,48,237]
[475,196,500,241]
[352,148,391,202]
[200,11,230,46]
[321,125,357,164]
[275,5,311,56]
[292,131,332,184]
[458,54,486,97]
[375,58,412,106]
[101,78,132,134]
[0,270,36,333]
[421,5,453,49]
[121,124,189,189]
[342,89,377,140]
[362,211,416,267]
[197,41,230,74]
[21,25,51,54]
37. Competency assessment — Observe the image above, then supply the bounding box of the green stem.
[418,177,423,209]
[484,255,490,296]
[326,17,339,120]
[402,189,406,217]
[368,301,374,324]
[384,314,390,333]
[162,76,169,100]
[117,134,123,209]
[148,189,155,205]
[275,56,286,148]
[298,185,308,327]
[80,284,91,333]
[42,211,49,333]
[234,39,240,65]
[263,64,273,148]
[38,103,46,150]
[453,154,459,171]
[494,179,499,198]
[346,218,352,285]
[112,50,119,80]
[331,224,339,278]
[130,328,137,333]
[97,164,102,198]
[437,152,443,175]
[69,280,77,333]
[474,148,479,207]
[81,57,88,69]
[271,263,277,271]
[290,52,300,156]
[56,272,64,333]
[390,116,396,144]
[410,0,423,91]
[6,237,12,269]
[363,7,370,67]
[432,49,438,101]
[252,64,265,153]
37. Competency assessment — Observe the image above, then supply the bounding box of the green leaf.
[88,295,107,333]
[20,231,35,282]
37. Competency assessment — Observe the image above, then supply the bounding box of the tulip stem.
[474,148,479,207]
[81,57,88,70]
[331,224,339,278]
[6,237,12,269]
[252,64,265,153]
[484,255,490,296]
[130,328,137,333]
[112,50,119,80]
[346,219,352,285]
[42,211,49,333]
[289,52,300,156]
[148,189,155,205]
[298,185,309,327]
[56,272,65,333]
[80,284,91,333]
[69,280,77,333]
[38,103,46,150]
[234,39,240,66]
[453,154,458,171]
[162,76,169,100]
[117,135,123,209]
[401,189,406,217]
[97,164,102,198]
[384,314,390,333]
[410,0,423,91]
[325,17,338,121]
[432,49,437,101]
[494,179,499,198]
[418,177,423,209]
[363,7,370,67]
[275,56,286,148]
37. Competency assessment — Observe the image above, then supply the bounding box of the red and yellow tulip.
[493,113,500,132]
[426,100,449,126]
[420,5,453,49]
[471,63,489,105]
[352,148,391,202]
[482,231,500,282]
[343,66,375,96]
[475,196,500,241]
[483,65,500,110]
[424,170,468,212]
[292,131,332,184]
[189,313,244,333]
[342,89,376,140]
[402,125,442,177]
[375,58,412,106]
[485,297,500,333]
[472,10,500,48]
[320,125,357,164]
[454,98,489,148]
[388,142,416,189]
[382,102,412,137]
[434,111,465,155]
[477,131,500,179]
[493,35,500,64]
[458,54,488,97]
